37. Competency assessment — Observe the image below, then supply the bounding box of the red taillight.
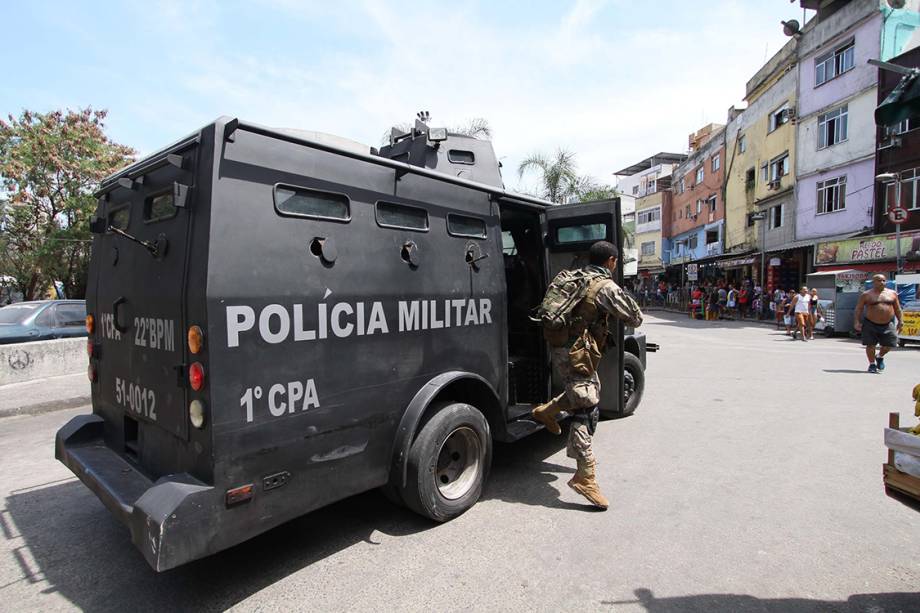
[189,362,205,391]
[226,484,253,507]
[86,339,94,358]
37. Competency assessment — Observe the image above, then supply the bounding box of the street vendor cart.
[894,273,920,346]
[805,269,871,337]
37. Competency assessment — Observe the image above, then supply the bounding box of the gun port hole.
[310,238,323,257]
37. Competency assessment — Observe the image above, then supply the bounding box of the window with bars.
[818,105,848,148]
[885,168,920,213]
[637,208,661,225]
[816,176,846,214]
[641,241,656,256]
[769,204,783,229]
[815,40,855,86]
[769,153,790,181]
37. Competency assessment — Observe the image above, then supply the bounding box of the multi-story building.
[724,37,799,289]
[795,1,880,251]
[614,153,686,287]
[668,124,726,283]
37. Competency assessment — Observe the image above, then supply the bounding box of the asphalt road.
[0,313,919,612]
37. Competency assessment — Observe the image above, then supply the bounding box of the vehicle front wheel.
[602,352,645,419]
[403,402,491,522]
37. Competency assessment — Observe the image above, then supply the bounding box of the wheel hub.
[435,426,481,500]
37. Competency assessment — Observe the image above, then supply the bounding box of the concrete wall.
[796,157,875,240]
[881,1,920,61]
[0,338,86,386]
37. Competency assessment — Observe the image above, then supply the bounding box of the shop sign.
[835,270,872,293]
[769,257,781,267]
[717,257,755,269]
[815,232,920,266]
[902,310,920,340]
[686,263,698,281]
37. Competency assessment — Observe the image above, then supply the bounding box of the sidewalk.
[0,373,90,418]
[644,306,783,327]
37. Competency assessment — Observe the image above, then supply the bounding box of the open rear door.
[543,199,624,415]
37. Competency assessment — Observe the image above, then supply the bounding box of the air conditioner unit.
[782,108,797,124]
[878,137,902,150]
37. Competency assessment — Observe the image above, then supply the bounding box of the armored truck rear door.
[543,199,624,415]
[91,143,198,472]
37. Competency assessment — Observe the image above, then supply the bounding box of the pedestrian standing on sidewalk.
[808,288,820,340]
[783,290,795,335]
[717,285,727,319]
[707,286,718,321]
[854,274,903,373]
[790,286,811,341]
[690,285,703,320]
[775,288,786,328]
[738,285,750,319]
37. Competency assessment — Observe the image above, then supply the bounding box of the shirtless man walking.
[854,274,903,373]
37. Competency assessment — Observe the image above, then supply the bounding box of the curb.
[0,395,90,419]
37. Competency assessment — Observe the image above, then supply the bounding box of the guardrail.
[0,338,86,386]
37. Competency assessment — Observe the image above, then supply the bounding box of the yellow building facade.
[724,39,798,259]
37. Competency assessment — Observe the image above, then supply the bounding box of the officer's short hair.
[589,241,618,265]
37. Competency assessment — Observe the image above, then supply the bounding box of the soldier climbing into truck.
[531,240,643,509]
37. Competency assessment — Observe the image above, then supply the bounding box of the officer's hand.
[854,322,862,332]
[897,321,903,333]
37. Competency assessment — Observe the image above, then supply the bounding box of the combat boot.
[531,400,563,435]
[567,459,609,510]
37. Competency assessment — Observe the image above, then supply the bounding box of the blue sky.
[2,0,810,193]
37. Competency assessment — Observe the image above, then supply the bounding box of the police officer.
[531,240,643,509]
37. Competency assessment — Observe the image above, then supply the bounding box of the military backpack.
[531,269,607,345]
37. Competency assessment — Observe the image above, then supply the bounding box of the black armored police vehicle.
[56,116,649,571]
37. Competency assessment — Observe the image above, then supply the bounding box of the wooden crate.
[883,412,920,504]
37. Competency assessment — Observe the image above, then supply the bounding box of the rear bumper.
[55,415,214,571]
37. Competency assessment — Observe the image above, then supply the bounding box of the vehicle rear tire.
[403,402,491,522]
[602,352,644,419]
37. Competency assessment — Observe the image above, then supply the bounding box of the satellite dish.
[782,19,800,37]
[888,0,906,8]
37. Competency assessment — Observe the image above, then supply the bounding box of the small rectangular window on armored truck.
[448,150,475,165]
[447,214,487,239]
[555,223,606,244]
[144,191,178,222]
[274,184,350,221]
[376,201,429,231]
[108,206,130,230]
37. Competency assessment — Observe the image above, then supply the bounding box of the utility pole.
[751,211,767,288]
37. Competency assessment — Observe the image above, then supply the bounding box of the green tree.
[517,149,584,204]
[578,184,619,203]
[0,108,134,299]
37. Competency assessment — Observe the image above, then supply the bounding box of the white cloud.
[102,0,800,194]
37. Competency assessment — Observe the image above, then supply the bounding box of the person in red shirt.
[690,286,703,319]
[738,286,750,319]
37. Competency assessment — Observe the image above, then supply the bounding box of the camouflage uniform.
[551,265,643,462]
[532,264,643,508]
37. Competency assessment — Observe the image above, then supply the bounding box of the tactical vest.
[569,277,612,347]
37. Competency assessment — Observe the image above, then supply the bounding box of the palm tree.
[517,149,585,204]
